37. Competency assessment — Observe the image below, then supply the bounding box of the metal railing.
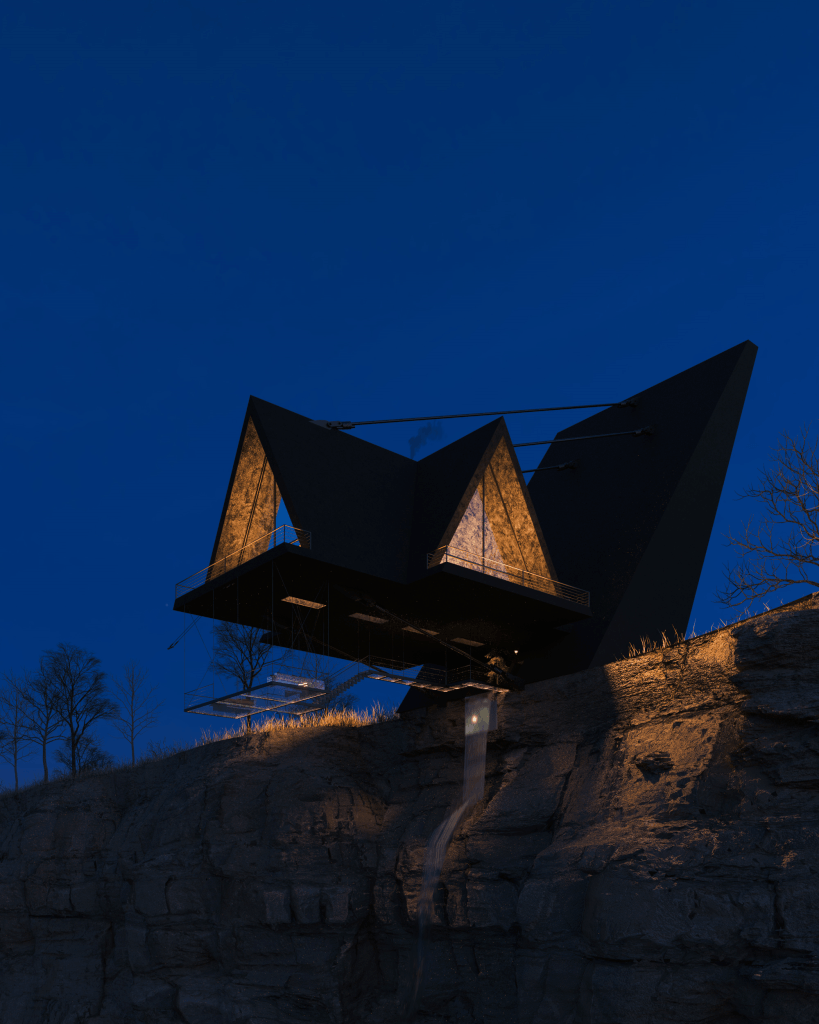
[184,676,327,719]
[427,545,590,607]
[183,651,506,721]
[175,524,311,598]
[183,648,330,719]
[184,652,408,720]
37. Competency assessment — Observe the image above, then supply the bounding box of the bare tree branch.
[0,673,34,791]
[42,643,119,777]
[718,425,819,607]
[110,662,163,765]
[211,621,270,732]
[21,665,63,783]
[55,734,115,775]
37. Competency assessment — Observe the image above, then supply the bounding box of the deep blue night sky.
[2,0,818,784]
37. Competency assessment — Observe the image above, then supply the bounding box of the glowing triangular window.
[209,416,299,578]
[445,437,550,582]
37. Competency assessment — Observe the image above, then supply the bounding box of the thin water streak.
[402,695,496,1020]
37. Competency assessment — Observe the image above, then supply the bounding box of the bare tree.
[210,621,269,732]
[55,734,115,775]
[327,690,358,713]
[0,674,34,791]
[110,662,163,765]
[22,665,63,782]
[42,643,119,777]
[718,426,819,607]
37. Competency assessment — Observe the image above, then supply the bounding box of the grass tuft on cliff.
[0,703,400,800]
[198,701,399,744]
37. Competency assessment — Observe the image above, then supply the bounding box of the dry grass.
[617,593,812,661]
[198,702,399,744]
[620,629,687,660]
[0,703,400,801]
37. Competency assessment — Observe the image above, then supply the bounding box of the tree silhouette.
[42,643,119,777]
[718,426,819,607]
[21,665,63,782]
[55,734,115,774]
[110,662,163,765]
[0,673,34,790]
[211,621,269,732]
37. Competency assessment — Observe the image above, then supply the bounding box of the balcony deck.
[173,528,591,675]
[427,545,589,607]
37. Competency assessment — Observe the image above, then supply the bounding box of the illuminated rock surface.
[2,595,819,1023]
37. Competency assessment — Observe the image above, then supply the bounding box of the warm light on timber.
[282,596,326,610]
[349,612,389,624]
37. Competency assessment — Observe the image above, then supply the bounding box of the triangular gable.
[211,397,416,583]
[208,403,554,588]
[437,421,555,581]
[209,413,285,576]
[409,419,502,574]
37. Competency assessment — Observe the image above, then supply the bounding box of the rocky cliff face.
[2,596,819,1024]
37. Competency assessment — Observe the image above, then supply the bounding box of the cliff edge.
[2,596,819,1023]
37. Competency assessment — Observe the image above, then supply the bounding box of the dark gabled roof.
[248,397,416,583]
[526,340,757,673]
[208,401,554,588]
[196,341,757,709]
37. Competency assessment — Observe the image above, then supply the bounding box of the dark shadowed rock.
[2,596,819,1023]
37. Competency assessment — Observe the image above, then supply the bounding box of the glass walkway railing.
[427,545,590,607]
[175,523,311,598]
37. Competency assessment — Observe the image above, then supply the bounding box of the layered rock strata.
[2,596,819,1023]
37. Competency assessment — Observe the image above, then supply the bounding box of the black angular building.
[172,341,756,717]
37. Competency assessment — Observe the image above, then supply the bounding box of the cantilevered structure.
[173,403,591,717]
[519,339,758,684]
[172,340,756,718]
